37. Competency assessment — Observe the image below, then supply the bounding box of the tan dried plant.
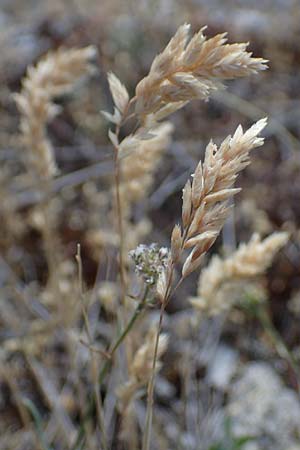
[102,25,268,298]
[15,46,97,179]
[24,24,269,450]
[135,24,267,124]
[104,24,268,152]
[143,119,268,450]
[102,23,268,317]
[158,118,268,302]
[190,232,289,315]
[130,25,269,450]
[14,45,97,288]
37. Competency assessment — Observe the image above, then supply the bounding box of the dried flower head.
[129,243,170,285]
[135,24,267,124]
[178,118,268,278]
[155,119,268,307]
[15,46,97,179]
[190,232,289,315]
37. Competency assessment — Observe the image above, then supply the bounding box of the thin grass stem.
[75,244,108,450]
[71,285,150,450]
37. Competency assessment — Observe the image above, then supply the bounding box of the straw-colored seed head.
[179,118,267,278]
[190,232,289,315]
[135,24,267,123]
[15,46,97,179]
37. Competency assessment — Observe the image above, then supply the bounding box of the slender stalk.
[113,144,126,305]
[112,99,136,369]
[97,288,150,386]
[142,222,191,450]
[71,285,150,450]
[142,265,174,450]
[111,96,137,305]
[142,302,166,450]
[76,245,108,450]
[41,180,59,281]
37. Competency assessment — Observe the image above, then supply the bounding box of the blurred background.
[1,0,300,449]
[1,0,299,313]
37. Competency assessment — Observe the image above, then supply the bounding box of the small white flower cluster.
[129,243,170,285]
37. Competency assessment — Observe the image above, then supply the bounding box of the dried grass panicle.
[15,46,97,179]
[135,24,268,123]
[103,24,267,153]
[190,232,289,315]
[175,118,268,279]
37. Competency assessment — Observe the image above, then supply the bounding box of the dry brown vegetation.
[1,1,300,450]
